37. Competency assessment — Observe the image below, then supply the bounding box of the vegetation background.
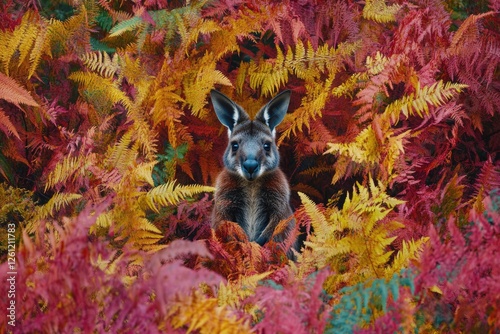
[0,0,499,332]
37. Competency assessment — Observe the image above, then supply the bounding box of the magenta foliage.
[415,191,500,331]
[247,267,332,334]
[0,200,222,333]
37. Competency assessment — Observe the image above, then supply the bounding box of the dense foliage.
[0,0,499,332]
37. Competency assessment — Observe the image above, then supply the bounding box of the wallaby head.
[210,90,291,181]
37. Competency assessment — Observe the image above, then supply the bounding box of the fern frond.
[28,192,83,232]
[141,181,214,213]
[385,237,429,276]
[46,5,90,56]
[45,154,95,191]
[69,71,133,111]
[298,192,332,239]
[217,272,271,309]
[81,51,121,78]
[249,48,288,97]
[363,0,402,23]
[384,81,468,124]
[183,53,232,117]
[169,291,252,334]
[104,131,137,172]
[332,73,367,98]
[0,11,41,75]
[108,16,144,38]
[0,108,20,139]
[0,72,39,107]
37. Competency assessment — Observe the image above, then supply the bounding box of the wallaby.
[210,90,296,258]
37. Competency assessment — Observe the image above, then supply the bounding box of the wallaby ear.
[256,90,291,132]
[210,90,249,133]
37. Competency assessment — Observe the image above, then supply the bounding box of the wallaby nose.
[243,159,259,175]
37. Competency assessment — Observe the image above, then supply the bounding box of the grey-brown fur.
[210,90,297,258]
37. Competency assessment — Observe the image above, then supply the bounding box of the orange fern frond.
[0,72,39,107]
[0,107,20,139]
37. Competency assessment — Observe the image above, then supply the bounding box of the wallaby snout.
[242,158,259,179]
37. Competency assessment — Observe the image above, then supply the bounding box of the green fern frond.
[141,181,214,213]
[108,16,144,38]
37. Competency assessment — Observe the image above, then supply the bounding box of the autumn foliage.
[0,0,499,332]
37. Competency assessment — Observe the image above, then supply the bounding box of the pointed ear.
[256,90,291,132]
[210,90,249,133]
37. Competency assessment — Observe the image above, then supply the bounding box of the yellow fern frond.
[46,5,90,56]
[384,80,468,124]
[249,47,288,97]
[90,211,113,234]
[365,51,391,75]
[325,127,380,165]
[69,71,133,111]
[298,192,332,239]
[104,131,137,172]
[169,292,252,334]
[385,237,430,276]
[332,73,367,98]
[0,11,42,75]
[183,54,232,117]
[141,181,215,213]
[298,178,407,290]
[363,0,401,23]
[28,192,83,232]
[45,154,95,191]
[217,272,271,309]
[81,51,121,78]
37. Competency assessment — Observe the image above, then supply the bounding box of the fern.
[28,192,83,232]
[80,51,121,78]
[69,71,133,111]
[0,72,39,107]
[362,0,402,23]
[217,272,271,309]
[297,179,418,293]
[45,154,95,191]
[384,81,468,124]
[168,291,252,334]
[141,180,215,213]
[0,107,20,139]
[327,270,415,333]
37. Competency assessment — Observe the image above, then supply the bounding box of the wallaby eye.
[231,142,239,152]
[263,142,271,151]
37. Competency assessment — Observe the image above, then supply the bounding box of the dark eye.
[231,142,239,152]
[263,142,271,151]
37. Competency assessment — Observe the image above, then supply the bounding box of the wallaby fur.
[210,90,297,258]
